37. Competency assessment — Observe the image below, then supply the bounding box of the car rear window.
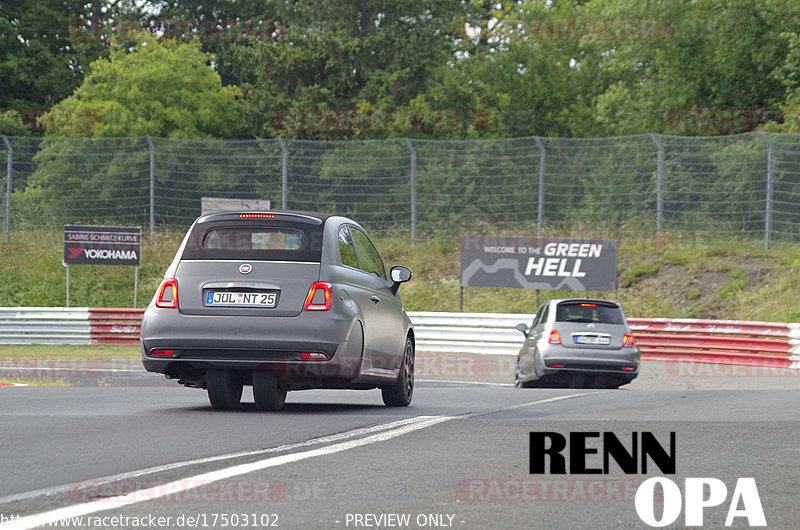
[180,222,323,262]
[555,302,624,325]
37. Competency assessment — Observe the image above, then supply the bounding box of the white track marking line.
[1,416,453,530]
[2,393,597,530]
[0,416,439,506]
[500,392,602,411]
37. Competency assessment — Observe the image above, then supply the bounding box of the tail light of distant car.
[548,330,561,344]
[622,334,635,347]
[155,279,179,308]
[304,282,332,311]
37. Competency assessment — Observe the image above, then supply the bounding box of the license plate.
[574,335,610,345]
[205,291,278,307]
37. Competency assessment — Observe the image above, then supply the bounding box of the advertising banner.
[64,225,141,266]
[460,235,618,292]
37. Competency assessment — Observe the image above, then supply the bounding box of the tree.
[0,0,135,116]
[17,34,245,227]
[590,0,800,135]
[230,0,469,139]
[40,33,243,138]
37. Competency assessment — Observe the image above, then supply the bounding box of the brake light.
[300,352,328,360]
[622,366,636,372]
[623,334,635,347]
[304,282,332,311]
[548,330,561,344]
[547,363,564,368]
[239,213,275,219]
[580,303,597,307]
[155,279,178,308]
[150,349,175,357]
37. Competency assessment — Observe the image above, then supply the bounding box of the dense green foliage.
[5,0,800,138]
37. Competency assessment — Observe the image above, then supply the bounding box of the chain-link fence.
[2,132,799,246]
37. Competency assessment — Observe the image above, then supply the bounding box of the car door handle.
[370,295,381,303]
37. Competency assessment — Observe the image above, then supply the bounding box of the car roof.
[195,210,337,226]
[549,298,621,307]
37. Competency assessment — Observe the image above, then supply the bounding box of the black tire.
[206,369,243,410]
[253,370,287,411]
[515,360,537,388]
[382,338,414,407]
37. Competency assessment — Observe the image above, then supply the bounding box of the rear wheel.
[206,369,243,410]
[253,370,287,411]
[382,338,414,407]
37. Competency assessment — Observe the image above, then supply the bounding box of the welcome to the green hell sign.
[460,236,618,292]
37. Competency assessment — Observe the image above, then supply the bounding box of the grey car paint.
[140,211,413,409]
[514,298,640,389]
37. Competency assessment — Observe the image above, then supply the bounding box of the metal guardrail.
[0,308,798,369]
[0,307,143,345]
[408,311,534,356]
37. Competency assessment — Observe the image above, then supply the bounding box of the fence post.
[277,138,288,209]
[2,135,12,243]
[756,132,773,250]
[648,133,664,233]
[404,139,417,246]
[533,137,545,237]
[145,135,155,237]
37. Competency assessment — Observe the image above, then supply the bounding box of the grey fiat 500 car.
[514,299,640,389]
[140,211,414,411]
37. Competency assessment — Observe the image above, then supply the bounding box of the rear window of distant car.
[555,301,624,325]
[180,222,323,262]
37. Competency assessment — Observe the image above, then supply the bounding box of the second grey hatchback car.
[141,211,414,411]
[514,298,640,389]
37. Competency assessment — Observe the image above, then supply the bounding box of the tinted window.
[351,228,386,279]
[537,304,549,327]
[531,304,546,327]
[555,302,624,325]
[338,227,358,268]
[181,222,323,262]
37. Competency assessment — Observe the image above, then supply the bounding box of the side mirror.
[390,265,412,294]
[515,323,529,337]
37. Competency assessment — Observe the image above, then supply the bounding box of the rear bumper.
[538,345,641,377]
[140,306,361,379]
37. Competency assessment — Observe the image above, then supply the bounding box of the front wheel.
[382,338,414,407]
[206,369,243,410]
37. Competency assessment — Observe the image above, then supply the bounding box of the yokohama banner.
[64,225,141,266]
[460,235,618,292]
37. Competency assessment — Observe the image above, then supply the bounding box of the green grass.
[0,378,69,387]
[719,269,747,299]
[1,229,800,324]
[0,344,140,359]
[621,262,661,287]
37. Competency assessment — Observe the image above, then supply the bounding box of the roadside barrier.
[0,307,143,345]
[0,308,797,369]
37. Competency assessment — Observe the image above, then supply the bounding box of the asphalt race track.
[1,357,799,529]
